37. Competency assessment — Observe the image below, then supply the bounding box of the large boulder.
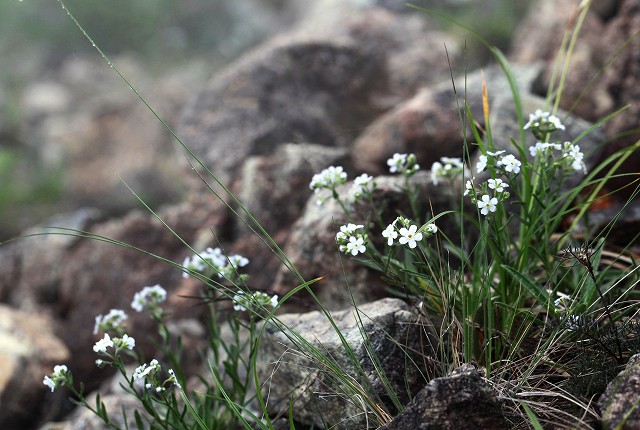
[257,298,438,429]
[177,1,460,186]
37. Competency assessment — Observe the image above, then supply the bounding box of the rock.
[598,353,640,430]
[257,298,438,429]
[19,54,208,217]
[378,364,508,430]
[237,143,350,238]
[0,305,70,430]
[273,170,464,311]
[510,0,640,198]
[177,2,460,185]
[0,200,224,396]
[351,63,541,175]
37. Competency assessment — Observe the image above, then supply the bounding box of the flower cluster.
[182,247,250,283]
[232,290,279,312]
[43,364,69,392]
[131,284,167,313]
[476,150,522,176]
[133,359,181,392]
[93,333,136,354]
[309,165,348,205]
[93,308,128,335]
[350,173,376,200]
[382,217,437,249]
[464,177,511,216]
[430,157,466,185]
[387,153,420,177]
[523,109,565,140]
[335,223,368,256]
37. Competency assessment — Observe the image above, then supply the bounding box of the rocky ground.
[0,0,639,428]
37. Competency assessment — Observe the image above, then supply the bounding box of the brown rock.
[0,305,70,429]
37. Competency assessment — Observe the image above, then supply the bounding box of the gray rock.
[598,353,640,430]
[0,305,70,429]
[257,298,439,429]
[352,63,541,175]
[378,364,508,430]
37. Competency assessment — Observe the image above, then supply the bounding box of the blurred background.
[0,0,531,241]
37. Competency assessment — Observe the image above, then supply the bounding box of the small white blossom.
[168,369,181,389]
[529,142,561,157]
[398,225,423,249]
[431,157,465,185]
[309,166,347,192]
[523,110,565,137]
[563,142,587,173]
[463,179,475,197]
[487,178,509,193]
[350,173,375,198]
[232,291,279,312]
[476,155,488,173]
[93,309,128,335]
[387,153,419,176]
[118,334,136,350]
[478,195,498,216]
[93,333,114,353]
[346,236,366,256]
[43,365,68,392]
[382,223,398,246]
[425,223,438,235]
[131,285,167,313]
[487,150,506,157]
[498,154,521,174]
[134,359,160,381]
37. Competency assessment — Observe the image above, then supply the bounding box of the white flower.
[463,179,475,196]
[529,142,561,157]
[351,173,375,197]
[93,309,128,335]
[43,376,56,392]
[431,157,465,185]
[227,254,249,269]
[43,365,68,392]
[425,223,438,234]
[232,291,279,312]
[309,166,347,192]
[387,153,419,175]
[131,285,167,312]
[346,236,366,256]
[487,150,505,157]
[119,334,136,350]
[398,225,423,249]
[134,359,160,380]
[478,195,498,216]
[476,155,487,173]
[523,109,565,132]
[498,154,521,174]
[168,369,181,389]
[387,153,408,173]
[431,161,443,185]
[93,333,114,353]
[382,223,398,246]
[563,143,587,173]
[487,178,509,193]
